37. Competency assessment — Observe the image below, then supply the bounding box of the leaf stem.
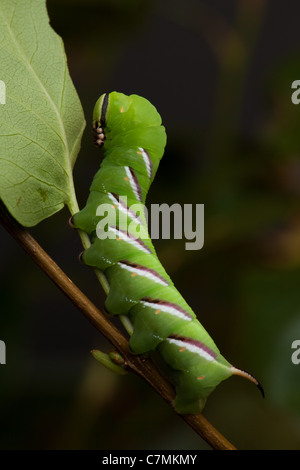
[0,202,236,450]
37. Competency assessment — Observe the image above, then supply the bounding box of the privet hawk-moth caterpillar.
[71,91,263,414]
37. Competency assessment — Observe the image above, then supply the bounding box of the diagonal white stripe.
[141,300,192,320]
[109,227,151,254]
[167,338,216,361]
[125,166,142,202]
[118,262,168,286]
[138,147,152,179]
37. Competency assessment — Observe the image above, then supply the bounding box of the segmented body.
[72,92,261,414]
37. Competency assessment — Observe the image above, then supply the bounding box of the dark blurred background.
[1,0,300,450]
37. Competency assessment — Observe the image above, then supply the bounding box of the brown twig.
[0,202,236,450]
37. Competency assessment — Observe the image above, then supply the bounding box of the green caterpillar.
[71,91,263,414]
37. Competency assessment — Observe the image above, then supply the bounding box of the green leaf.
[0,0,85,227]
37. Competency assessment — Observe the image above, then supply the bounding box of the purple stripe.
[114,227,152,254]
[128,167,142,202]
[168,334,218,359]
[110,192,143,225]
[141,297,193,320]
[118,260,169,286]
[140,148,152,179]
